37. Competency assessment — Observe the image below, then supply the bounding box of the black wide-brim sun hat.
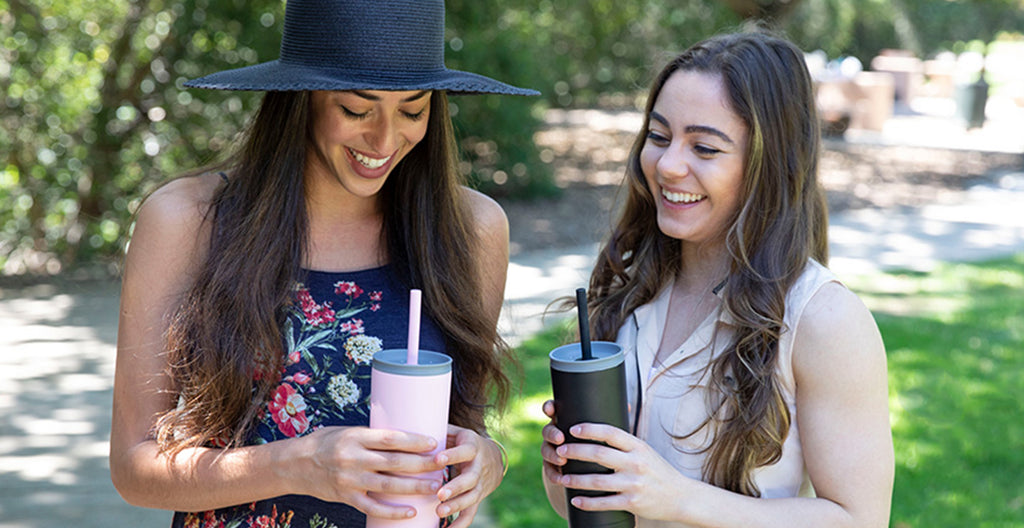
[184,0,539,96]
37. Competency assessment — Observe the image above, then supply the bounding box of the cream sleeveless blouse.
[616,259,839,526]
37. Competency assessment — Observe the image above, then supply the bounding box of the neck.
[676,239,730,293]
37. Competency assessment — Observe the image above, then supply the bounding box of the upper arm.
[111,175,218,455]
[792,281,894,527]
[461,187,509,328]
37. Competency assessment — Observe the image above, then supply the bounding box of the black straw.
[576,288,593,360]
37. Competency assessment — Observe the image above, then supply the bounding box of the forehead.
[650,71,746,136]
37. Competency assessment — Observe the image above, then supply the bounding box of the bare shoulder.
[792,280,886,376]
[458,187,509,319]
[138,173,221,226]
[125,173,224,288]
[460,186,509,241]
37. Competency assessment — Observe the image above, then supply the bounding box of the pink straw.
[406,289,422,365]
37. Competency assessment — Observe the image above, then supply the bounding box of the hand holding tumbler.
[367,290,452,528]
[548,289,635,528]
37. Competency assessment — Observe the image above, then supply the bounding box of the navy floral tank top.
[171,266,446,528]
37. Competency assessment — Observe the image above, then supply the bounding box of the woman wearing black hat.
[109,1,537,527]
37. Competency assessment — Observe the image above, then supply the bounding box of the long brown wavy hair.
[587,30,828,496]
[154,91,512,454]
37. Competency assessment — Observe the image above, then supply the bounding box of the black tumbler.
[550,341,635,528]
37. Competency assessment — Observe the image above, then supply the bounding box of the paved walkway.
[1,116,1023,527]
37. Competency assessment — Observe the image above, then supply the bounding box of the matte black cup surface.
[550,341,635,528]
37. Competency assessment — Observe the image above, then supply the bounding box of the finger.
[436,457,480,504]
[543,461,565,485]
[559,471,622,494]
[436,440,476,467]
[445,424,470,449]
[542,423,565,446]
[447,502,479,528]
[364,428,439,453]
[436,480,481,520]
[569,492,631,513]
[541,437,567,467]
[364,472,444,496]
[555,442,623,471]
[543,399,556,417]
[568,423,635,451]
[356,494,418,520]
[364,449,446,475]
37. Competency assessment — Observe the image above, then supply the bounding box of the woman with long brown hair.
[541,30,893,526]
[110,1,536,527]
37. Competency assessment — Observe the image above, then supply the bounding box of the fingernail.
[438,505,450,516]
[430,481,442,492]
[406,508,416,518]
[556,446,566,456]
[437,488,450,501]
[570,425,582,435]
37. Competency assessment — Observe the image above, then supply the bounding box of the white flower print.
[326,374,360,409]
[344,334,383,365]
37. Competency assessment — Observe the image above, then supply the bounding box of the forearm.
[111,438,298,511]
[678,480,876,528]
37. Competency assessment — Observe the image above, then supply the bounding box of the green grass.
[488,253,1024,527]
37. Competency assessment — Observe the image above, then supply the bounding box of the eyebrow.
[649,111,735,145]
[350,90,430,103]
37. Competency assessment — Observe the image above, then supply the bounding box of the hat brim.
[183,60,539,96]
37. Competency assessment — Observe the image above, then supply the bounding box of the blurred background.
[2,1,1023,527]
[2,0,1023,275]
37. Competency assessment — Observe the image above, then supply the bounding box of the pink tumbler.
[367,348,452,527]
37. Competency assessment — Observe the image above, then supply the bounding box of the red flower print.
[369,290,383,302]
[252,515,272,528]
[295,285,336,327]
[340,318,365,335]
[287,372,312,385]
[267,384,309,438]
[334,281,364,299]
[370,303,381,312]
[287,349,301,365]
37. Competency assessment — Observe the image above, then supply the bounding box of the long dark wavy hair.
[587,30,828,496]
[154,91,512,454]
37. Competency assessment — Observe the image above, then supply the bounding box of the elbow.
[109,445,156,507]
[109,452,140,505]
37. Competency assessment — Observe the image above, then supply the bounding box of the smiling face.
[306,89,432,202]
[640,70,749,247]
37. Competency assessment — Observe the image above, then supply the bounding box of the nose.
[364,113,399,155]
[655,143,690,180]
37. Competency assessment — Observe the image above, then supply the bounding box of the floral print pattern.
[173,268,444,528]
[255,280,385,441]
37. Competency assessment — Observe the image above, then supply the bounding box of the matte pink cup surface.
[367,349,452,528]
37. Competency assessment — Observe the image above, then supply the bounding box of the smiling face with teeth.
[639,70,748,248]
[306,89,432,204]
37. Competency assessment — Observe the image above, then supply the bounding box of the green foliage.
[445,1,739,198]
[490,254,1024,526]
[1,0,278,273]
[3,0,1023,275]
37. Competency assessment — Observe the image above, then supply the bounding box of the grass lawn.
[487,253,1024,527]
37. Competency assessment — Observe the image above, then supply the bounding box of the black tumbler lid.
[372,349,452,376]
[549,341,623,373]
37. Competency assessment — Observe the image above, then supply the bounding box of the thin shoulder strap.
[217,171,229,183]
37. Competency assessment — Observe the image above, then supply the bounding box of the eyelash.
[340,106,426,121]
[646,132,721,156]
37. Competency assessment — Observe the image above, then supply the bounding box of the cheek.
[639,147,659,183]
